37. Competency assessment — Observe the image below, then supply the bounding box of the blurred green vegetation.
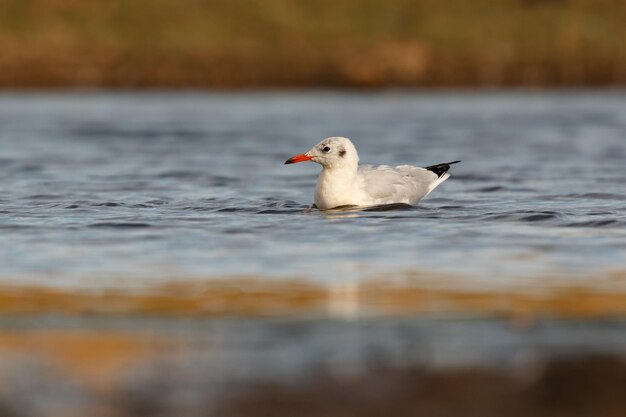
[0,0,625,88]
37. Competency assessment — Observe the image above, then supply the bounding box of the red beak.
[284,154,314,164]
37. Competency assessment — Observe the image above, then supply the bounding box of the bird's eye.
[322,146,331,153]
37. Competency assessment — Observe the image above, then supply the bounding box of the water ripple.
[88,222,152,229]
[1,92,625,285]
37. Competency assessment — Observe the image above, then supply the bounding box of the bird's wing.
[357,164,440,205]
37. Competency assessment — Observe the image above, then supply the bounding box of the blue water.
[0,91,624,289]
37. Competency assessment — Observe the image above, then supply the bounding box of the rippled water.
[0,91,625,289]
[1,91,625,417]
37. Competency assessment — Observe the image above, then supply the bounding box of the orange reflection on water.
[0,271,624,319]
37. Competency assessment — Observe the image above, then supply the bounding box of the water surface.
[1,91,625,416]
[0,91,624,291]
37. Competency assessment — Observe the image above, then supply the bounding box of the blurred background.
[1,0,625,88]
[0,1,625,417]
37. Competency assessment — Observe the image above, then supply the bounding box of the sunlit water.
[0,91,625,290]
[0,92,625,415]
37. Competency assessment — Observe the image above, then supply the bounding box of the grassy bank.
[0,0,625,88]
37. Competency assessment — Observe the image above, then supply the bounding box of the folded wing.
[356,165,438,205]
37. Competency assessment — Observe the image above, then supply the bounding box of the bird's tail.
[425,160,461,178]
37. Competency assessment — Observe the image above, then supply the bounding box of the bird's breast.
[314,170,365,209]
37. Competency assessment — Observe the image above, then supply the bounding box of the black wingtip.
[425,160,461,177]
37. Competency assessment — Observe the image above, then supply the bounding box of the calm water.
[1,91,625,416]
[0,91,625,289]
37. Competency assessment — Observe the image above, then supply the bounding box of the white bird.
[285,137,459,210]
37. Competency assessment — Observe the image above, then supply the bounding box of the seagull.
[285,137,460,210]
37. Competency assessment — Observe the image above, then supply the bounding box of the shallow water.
[1,91,625,416]
[0,91,624,290]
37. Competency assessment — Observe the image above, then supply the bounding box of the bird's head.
[284,137,359,169]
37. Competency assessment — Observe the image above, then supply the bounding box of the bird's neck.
[320,161,358,181]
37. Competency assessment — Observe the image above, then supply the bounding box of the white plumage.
[285,137,459,210]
